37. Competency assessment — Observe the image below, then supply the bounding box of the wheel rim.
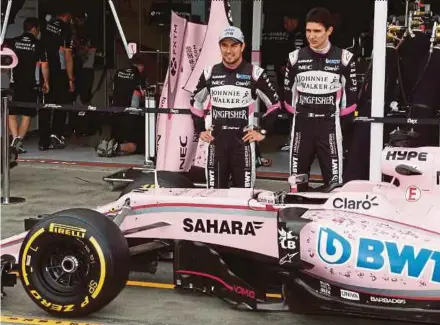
[37,238,95,296]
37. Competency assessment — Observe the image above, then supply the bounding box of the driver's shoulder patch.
[341,49,354,67]
[203,65,213,80]
[252,65,265,81]
[289,50,300,66]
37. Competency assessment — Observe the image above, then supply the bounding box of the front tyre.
[19,208,129,317]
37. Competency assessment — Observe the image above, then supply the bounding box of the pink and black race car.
[1,146,439,324]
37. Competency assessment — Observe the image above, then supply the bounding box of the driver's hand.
[243,130,265,143]
[42,82,49,94]
[68,80,75,92]
[200,131,214,143]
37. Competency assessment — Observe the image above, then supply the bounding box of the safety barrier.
[9,100,440,125]
[1,96,439,205]
[1,97,25,205]
[354,116,440,126]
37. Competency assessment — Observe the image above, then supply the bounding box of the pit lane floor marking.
[126,281,282,299]
[0,315,101,325]
[9,272,282,299]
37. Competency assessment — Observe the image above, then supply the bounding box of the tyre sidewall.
[19,211,129,316]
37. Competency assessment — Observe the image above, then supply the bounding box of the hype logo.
[317,227,351,265]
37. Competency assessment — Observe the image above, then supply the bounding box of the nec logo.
[385,151,427,161]
[298,65,312,70]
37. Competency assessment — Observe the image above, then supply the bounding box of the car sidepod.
[277,207,313,269]
[279,209,440,324]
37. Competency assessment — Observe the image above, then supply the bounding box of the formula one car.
[1,146,439,324]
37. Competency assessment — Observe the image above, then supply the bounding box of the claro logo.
[333,195,378,210]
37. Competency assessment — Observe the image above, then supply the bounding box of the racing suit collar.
[221,59,246,72]
[307,43,334,58]
[309,41,331,54]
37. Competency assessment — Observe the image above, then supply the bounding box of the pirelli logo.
[49,223,87,238]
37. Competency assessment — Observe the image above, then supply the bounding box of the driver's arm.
[190,66,211,133]
[253,66,281,132]
[340,49,358,116]
[283,50,300,114]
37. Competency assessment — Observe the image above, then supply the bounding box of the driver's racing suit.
[284,45,357,185]
[191,61,281,189]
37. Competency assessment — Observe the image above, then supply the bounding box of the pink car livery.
[0,146,439,324]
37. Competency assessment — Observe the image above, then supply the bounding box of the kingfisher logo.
[317,227,440,284]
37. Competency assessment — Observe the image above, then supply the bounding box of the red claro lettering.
[234,285,255,299]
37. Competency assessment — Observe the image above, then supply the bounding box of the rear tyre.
[119,171,194,198]
[19,208,129,317]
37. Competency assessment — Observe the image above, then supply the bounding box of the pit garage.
[1,1,439,325]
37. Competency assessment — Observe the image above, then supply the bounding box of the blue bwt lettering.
[317,227,440,283]
[356,238,385,270]
[386,243,433,278]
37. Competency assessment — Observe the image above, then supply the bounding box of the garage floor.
[16,133,323,180]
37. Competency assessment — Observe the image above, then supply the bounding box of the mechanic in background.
[277,13,305,152]
[71,11,98,136]
[39,8,75,151]
[2,17,49,154]
[283,7,357,187]
[190,26,281,189]
[96,53,147,157]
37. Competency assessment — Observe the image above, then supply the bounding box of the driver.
[190,26,281,189]
[283,7,358,186]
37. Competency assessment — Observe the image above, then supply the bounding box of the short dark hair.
[130,53,144,66]
[54,3,73,16]
[23,17,40,32]
[306,7,332,30]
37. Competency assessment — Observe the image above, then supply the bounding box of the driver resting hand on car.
[190,26,281,189]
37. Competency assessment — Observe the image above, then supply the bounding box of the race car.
[1,145,439,324]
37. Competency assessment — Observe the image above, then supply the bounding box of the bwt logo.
[317,227,440,284]
[317,227,351,265]
[236,73,251,80]
[326,59,340,64]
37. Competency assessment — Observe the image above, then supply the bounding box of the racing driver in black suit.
[190,26,281,189]
[284,7,357,186]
